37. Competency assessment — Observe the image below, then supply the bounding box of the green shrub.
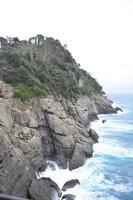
[13,85,44,101]
[32,86,44,97]
[13,86,33,101]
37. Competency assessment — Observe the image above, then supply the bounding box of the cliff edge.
[0,35,119,199]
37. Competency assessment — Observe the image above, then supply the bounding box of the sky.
[0,0,133,94]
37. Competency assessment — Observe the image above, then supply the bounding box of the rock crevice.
[0,91,118,199]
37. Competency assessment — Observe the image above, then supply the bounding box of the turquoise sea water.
[41,94,133,200]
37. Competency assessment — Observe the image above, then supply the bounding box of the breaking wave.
[40,95,133,200]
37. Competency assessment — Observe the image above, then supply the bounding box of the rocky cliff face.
[0,82,118,199]
[0,35,119,199]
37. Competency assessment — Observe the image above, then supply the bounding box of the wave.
[91,119,133,134]
[39,155,132,200]
[39,101,133,200]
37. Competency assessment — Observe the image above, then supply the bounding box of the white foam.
[91,119,133,134]
[39,110,133,200]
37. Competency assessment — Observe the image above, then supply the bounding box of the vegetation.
[13,85,44,101]
[0,35,103,101]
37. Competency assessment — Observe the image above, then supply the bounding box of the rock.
[69,141,93,170]
[62,194,76,200]
[29,177,62,200]
[115,107,123,112]
[62,179,80,191]
[12,109,30,126]
[0,99,13,130]
[66,97,98,126]
[0,81,13,98]
[102,119,106,123]
[11,125,44,171]
[93,94,116,114]
[28,117,38,128]
[89,129,99,143]
[0,127,35,198]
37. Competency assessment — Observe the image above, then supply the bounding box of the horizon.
[0,0,133,94]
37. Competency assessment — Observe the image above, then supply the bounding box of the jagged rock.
[94,94,117,114]
[0,127,35,198]
[29,177,62,200]
[115,107,123,112]
[11,125,44,171]
[89,129,99,143]
[0,93,116,197]
[69,141,93,170]
[62,194,76,200]
[62,179,80,191]
[102,119,106,123]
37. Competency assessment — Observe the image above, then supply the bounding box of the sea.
[40,94,133,200]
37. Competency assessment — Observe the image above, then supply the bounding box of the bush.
[32,86,44,97]
[13,86,33,101]
[13,85,44,101]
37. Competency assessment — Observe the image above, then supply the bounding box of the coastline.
[0,89,120,199]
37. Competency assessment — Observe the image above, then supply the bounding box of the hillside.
[0,35,103,101]
[0,35,119,200]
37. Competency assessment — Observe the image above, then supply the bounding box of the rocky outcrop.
[0,127,35,198]
[88,129,99,143]
[0,84,118,198]
[93,94,117,114]
[29,178,62,200]
[62,179,80,191]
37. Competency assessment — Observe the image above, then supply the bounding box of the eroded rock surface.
[29,178,61,200]
[0,93,116,198]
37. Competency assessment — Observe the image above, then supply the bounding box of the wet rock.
[29,177,62,200]
[62,179,80,191]
[62,194,76,200]
[102,119,106,123]
[89,128,99,143]
[69,141,93,170]
[115,107,123,112]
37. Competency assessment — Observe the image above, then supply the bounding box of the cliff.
[0,35,118,199]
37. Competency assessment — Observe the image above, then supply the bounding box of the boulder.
[88,129,99,143]
[62,179,80,191]
[102,119,106,123]
[29,177,62,200]
[69,141,93,170]
[62,194,76,200]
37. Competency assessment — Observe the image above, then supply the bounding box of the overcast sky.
[0,0,133,94]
